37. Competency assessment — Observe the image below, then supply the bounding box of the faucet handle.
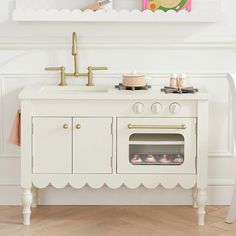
[87,66,108,86]
[45,66,65,71]
[88,66,108,71]
[45,66,67,86]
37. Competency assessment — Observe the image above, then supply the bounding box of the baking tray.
[129,153,184,165]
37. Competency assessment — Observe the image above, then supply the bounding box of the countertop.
[19,85,209,101]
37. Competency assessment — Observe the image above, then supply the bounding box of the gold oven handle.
[127,124,187,130]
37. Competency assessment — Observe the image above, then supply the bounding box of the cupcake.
[145,155,156,163]
[159,154,171,163]
[173,155,184,164]
[131,155,142,164]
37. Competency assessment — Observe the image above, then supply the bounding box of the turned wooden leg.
[22,188,32,225]
[31,186,38,208]
[192,185,198,209]
[196,188,207,226]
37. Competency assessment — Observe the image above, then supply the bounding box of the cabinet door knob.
[76,124,81,129]
[63,124,69,129]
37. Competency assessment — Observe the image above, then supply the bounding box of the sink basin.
[40,85,110,94]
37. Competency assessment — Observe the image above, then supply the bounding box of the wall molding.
[208,152,235,159]
[0,153,20,158]
[0,40,236,50]
[1,153,234,159]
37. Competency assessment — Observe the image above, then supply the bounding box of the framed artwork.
[143,0,192,12]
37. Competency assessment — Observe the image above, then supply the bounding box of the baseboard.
[0,185,233,206]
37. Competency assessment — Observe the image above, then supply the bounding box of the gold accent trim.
[45,32,108,86]
[127,124,187,130]
[45,66,66,86]
[63,124,69,129]
[87,66,108,86]
[76,124,81,129]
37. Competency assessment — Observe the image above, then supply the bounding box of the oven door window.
[129,134,184,166]
[117,117,196,174]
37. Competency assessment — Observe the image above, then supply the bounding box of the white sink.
[40,85,110,94]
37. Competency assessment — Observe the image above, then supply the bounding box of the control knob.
[151,103,163,114]
[169,103,181,114]
[133,102,145,114]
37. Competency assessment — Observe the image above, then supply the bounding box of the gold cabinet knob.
[63,124,69,129]
[76,124,81,129]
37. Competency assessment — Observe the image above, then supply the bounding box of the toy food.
[173,155,184,163]
[145,155,156,163]
[159,154,172,163]
[122,72,146,87]
[147,0,191,12]
[131,155,142,164]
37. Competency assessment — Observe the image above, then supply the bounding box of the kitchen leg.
[192,185,198,208]
[22,188,32,225]
[196,188,207,226]
[31,186,38,208]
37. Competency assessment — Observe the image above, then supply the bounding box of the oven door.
[117,117,196,174]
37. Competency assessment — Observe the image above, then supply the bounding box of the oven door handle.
[127,124,187,130]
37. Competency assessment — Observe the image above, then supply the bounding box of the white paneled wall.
[0,0,236,205]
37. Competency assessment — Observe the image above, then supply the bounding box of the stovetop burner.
[115,83,151,91]
[161,86,199,94]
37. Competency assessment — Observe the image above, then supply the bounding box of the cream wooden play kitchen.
[19,86,209,226]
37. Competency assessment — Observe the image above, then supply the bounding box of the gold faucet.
[45,32,108,86]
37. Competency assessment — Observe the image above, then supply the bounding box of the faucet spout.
[72,32,79,75]
[72,32,78,56]
[45,32,108,86]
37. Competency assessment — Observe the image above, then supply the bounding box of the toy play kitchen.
[19,30,209,227]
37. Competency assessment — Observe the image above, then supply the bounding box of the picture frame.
[143,0,192,12]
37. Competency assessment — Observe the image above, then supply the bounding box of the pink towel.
[8,110,21,146]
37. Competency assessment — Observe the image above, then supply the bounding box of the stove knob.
[133,102,145,113]
[169,103,181,114]
[151,103,162,114]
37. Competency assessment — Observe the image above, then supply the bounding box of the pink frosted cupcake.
[131,155,142,164]
[173,155,184,164]
[159,154,171,164]
[145,155,156,163]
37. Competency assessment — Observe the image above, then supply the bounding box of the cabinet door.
[32,117,72,174]
[73,118,113,174]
